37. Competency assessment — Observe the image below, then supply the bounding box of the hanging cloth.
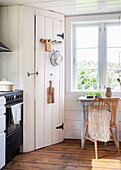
[88,109,111,142]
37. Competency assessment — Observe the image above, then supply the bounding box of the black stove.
[5,90,23,105]
[4,90,23,163]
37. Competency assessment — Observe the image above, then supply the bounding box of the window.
[73,22,121,91]
[106,25,121,89]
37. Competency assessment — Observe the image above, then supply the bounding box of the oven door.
[6,102,23,135]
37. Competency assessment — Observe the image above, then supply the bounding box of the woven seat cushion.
[88,109,111,142]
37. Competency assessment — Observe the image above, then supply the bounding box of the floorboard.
[3,139,121,169]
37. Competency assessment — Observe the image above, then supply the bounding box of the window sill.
[67,90,121,97]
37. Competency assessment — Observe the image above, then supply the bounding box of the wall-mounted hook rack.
[40,39,51,43]
[40,39,51,52]
[40,39,62,44]
[52,40,62,44]
[40,38,62,52]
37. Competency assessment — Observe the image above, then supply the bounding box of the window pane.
[107,48,121,69]
[107,25,121,90]
[77,49,98,69]
[107,70,121,89]
[77,70,98,90]
[75,25,99,90]
[76,26,98,48]
[107,26,121,47]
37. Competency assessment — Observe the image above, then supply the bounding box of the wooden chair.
[83,97,120,159]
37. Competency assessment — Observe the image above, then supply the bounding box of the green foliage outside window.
[77,70,97,90]
[76,57,121,90]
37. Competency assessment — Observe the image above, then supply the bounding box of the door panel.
[59,21,64,142]
[22,6,35,152]
[52,19,60,144]
[44,17,53,147]
[35,15,64,149]
[35,15,45,149]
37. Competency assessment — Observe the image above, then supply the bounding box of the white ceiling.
[0,0,121,16]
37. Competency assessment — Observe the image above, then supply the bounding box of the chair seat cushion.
[88,109,111,142]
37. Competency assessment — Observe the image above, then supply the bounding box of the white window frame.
[66,13,121,94]
[73,24,100,91]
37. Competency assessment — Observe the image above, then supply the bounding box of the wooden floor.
[3,139,121,170]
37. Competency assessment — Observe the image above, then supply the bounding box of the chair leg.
[104,142,106,146]
[110,127,120,153]
[94,140,98,159]
[83,123,88,149]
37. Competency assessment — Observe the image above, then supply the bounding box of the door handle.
[6,102,24,108]
[27,71,39,77]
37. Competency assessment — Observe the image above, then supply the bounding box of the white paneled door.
[35,15,64,149]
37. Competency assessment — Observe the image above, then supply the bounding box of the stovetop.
[0,90,23,97]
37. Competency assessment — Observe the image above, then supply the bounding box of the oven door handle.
[6,102,24,108]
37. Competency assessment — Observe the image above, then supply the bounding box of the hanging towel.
[11,103,22,124]
[88,109,111,142]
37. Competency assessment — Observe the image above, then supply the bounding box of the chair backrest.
[90,98,120,126]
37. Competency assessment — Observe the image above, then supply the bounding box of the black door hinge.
[57,33,64,39]
[56,123,64,130]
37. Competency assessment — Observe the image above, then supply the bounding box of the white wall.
[65,13,121,140]
[0,6,35,152]
[0,6,19,87]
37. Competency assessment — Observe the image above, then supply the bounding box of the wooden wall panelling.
[0,7,7,44]
[65,92,82,102]
[59,21,64,142]
[65,101,81,111]
[44,17,53,147]
[65,111,81,121]
[65,120,81,130]
[18,7,23,89]
[35,15,45,149]
[35,8,64,22]
[0,7,8,80]
[52,19,60,144]
[65,93,81,139]
[65,129,81,139]
[7,6,19,86]
[22,6,35,152]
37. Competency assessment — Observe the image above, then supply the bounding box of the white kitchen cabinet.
[0,133,5,169]
[0,115,6,133]
[0,106,6,116]
[0,97,6,169]
[0,97,6,107]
